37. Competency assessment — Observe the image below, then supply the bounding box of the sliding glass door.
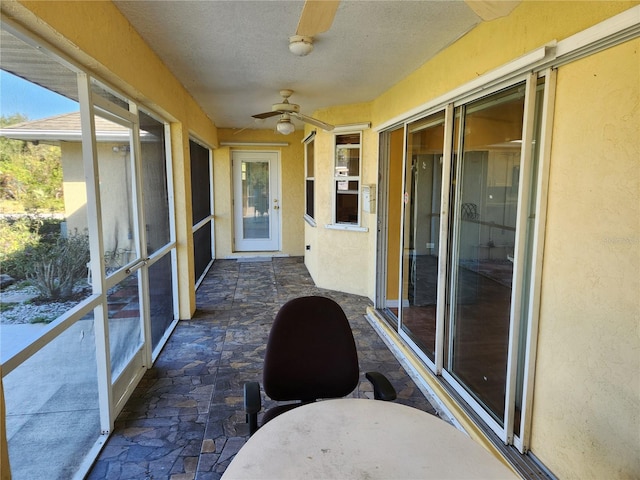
[399,111,445,362]
[378,74,550,446]
[445,84,525,425]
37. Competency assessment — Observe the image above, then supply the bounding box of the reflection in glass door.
[400,112,445,361]
[446,84,526,425]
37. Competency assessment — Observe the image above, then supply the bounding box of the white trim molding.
[333,122,371,133]
[220,141,289,147]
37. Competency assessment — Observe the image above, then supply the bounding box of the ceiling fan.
[252,90,334,134]
[289,0,340,56]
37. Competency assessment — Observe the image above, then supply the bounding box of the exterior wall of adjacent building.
[61,141,140,258]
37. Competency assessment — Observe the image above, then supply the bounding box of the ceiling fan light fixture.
[276,117,295,135]
[289,35,314,56]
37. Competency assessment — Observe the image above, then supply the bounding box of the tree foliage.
[0,114,64,213]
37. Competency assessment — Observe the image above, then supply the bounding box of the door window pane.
[242,160,270,239]
[448,84,525,424]
[401,111,445,360]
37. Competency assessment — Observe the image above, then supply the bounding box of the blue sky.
[1,70,78,121]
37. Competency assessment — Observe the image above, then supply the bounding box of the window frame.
[303,131,316,226]
[332,131,362,227]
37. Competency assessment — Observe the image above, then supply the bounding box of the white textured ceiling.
[114,1,484,130]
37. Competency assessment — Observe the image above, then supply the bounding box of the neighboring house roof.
[0,111,150,143]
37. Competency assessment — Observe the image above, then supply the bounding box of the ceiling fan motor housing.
[272,103,300,114]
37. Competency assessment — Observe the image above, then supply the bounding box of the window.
[304,133,315,222]
[334,133,361,225]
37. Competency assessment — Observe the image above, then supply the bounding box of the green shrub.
[26,230,90,300]
[0,216,42,278]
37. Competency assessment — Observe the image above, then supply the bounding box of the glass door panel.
[400,111,445,360]
[233,151,280,251]
[447,85,525,424]
[243,160,270,238]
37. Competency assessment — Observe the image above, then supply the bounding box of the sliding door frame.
[377,69,554,450]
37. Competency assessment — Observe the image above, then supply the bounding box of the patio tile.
[87,257,440,479]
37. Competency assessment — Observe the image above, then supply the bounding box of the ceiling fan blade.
[252,111,281,120]
[291,112,334,131]
[296,0,340,36]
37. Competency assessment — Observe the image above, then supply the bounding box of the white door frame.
[232,150,281,252]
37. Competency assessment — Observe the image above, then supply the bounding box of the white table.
[223,398,518,479]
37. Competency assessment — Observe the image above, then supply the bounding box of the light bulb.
[276,119,295,135]
[289,35,314,56]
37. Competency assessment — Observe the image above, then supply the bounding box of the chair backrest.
[263,296,360,402]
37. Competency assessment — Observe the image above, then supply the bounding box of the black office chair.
[244,295,397,436]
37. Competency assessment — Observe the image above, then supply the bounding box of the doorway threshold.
[225,253,290,262]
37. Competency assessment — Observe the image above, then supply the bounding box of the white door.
[233,151,281,251]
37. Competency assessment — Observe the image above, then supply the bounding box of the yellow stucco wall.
[531,38,640,478]
[372,0,639,126]
[302,103,377,297]
[3,0,219,318]
[214,129,305,258]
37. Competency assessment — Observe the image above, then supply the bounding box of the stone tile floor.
[87,257,439,480]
